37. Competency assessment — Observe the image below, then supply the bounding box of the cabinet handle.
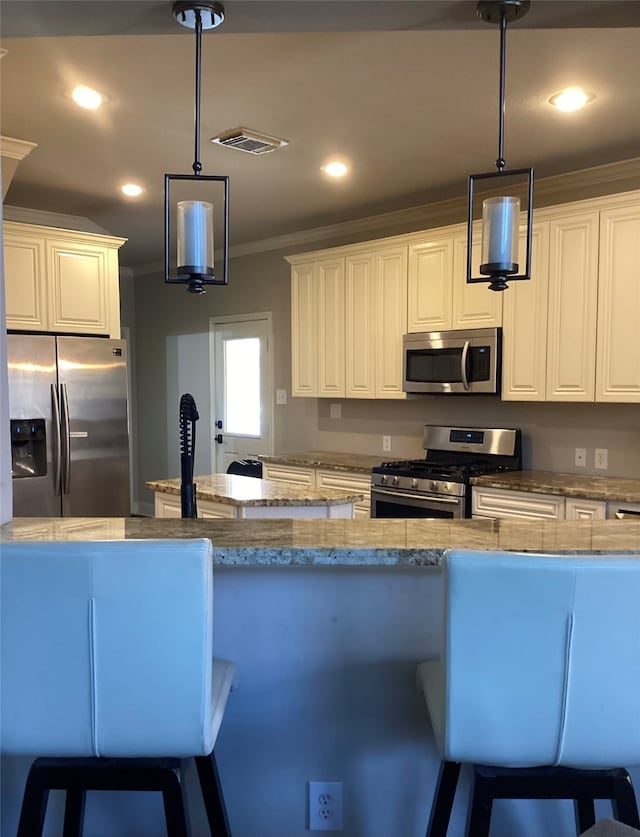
[460,340,470,391]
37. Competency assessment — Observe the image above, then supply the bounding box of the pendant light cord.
[496,10,507,173]
[193,8,203,176]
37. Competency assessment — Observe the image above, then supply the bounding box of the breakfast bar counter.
[2,516,640,563]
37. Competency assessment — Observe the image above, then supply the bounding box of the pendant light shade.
[164,1,229,295]
[467,0,534,292]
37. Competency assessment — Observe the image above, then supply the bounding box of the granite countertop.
[258,451,382,474]
[3,517,640,566]
[471,470,640,503]
[145,474,364,507]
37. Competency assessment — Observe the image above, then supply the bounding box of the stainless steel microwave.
[403,327,501,395]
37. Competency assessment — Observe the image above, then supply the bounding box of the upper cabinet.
[406,223,502,333]
[596,203,640,403]
[289,242,407,399]
[3,221,126,338]
[288,189,640,402]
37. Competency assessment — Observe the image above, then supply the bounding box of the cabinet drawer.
[315,469,371,516]
[565,497,606,520]
[472,487,565,520]
[262,464,315,488]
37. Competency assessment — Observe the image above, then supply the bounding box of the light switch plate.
[329,403,342,419]
[276,389,287,405]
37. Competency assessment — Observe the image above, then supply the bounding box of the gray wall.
[127,169,640,512]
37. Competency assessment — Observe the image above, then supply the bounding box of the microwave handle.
[460,340,470,391]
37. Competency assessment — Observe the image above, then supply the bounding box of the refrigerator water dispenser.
[10,419,47,479]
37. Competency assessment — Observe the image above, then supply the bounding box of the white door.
[209,313,274,473]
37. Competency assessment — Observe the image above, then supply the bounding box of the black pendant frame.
[466,166,534,292]
[164,172,230,295]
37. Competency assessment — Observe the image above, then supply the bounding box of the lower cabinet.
[154,493,234,519]
[262,464,371,518]
[472,487,607,521]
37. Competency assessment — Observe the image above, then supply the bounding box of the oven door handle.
[371,487,461,505]
[460,340,470,391]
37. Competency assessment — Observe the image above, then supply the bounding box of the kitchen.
[2,3,640,837]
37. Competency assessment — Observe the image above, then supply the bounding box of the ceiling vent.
[211,128,288,155]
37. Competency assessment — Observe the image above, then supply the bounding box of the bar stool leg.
[160,770,189,837]
[611,771,640,828]
[63,789,86,837]
[573,797,596,834]
[426,761,461,837]
[17,762,50,837]
[195,752,232,837]
[465,769,493,837]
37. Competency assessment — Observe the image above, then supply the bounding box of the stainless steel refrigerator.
[7,334,131,517]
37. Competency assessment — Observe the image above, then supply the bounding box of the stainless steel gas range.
[370,425,521,519]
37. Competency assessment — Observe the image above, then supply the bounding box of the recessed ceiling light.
[70,85,106,110]
[549,87,595,113]
[121,183,143,197]
[322,161,349,178]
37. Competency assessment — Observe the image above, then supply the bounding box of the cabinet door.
[407,235,453,332]
[472,487,565,519]
[4,233,48,331]
[501,222,550,401]
[317,258,346,397]
[565,497,606,520]
[291,261,318,396]
[47,239,110,335]
[452,229,503,329]
[315,469,371,518]
[154,493,182,518]
[546,211,599,401]
[596,203,640,402]
[345,253,376,398]
[375,246,408,399]
[261,464,315,488]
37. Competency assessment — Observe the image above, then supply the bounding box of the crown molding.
[228,157,640,259]
[2,204,113,236]
[0,136,37,161]
[132,157,640,275]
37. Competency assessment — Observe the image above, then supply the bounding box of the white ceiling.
[2,0,640,270]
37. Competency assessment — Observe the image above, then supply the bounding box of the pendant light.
[164,0,229,294]
[467,0,533,292]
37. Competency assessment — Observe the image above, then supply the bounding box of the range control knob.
[392,476,399,486]
[429,480,438,492]
[412,478,418,489]
[380,475,388,485]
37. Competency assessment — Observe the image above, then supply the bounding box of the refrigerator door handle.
[51,384,62,496]
[60,382,71,494]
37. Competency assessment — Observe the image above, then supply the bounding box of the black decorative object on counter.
[466,0,534,292]
[164,1,229,295]
[179,393,199,518]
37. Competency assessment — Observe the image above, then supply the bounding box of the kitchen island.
[146,473,364,519]
[3,516,639,837]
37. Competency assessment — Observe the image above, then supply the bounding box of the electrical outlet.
[595,448,608,470]
[329,403,342,419]
[308,781,343,831]
[383,435,392,452]
[575,447,587,467]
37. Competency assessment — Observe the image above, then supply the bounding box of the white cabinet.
[4,221,126,338]
[596,203,640,403]
[473,487,607,521]
[406,224,502,333]
[289,244,407,399]
[263,463,371,518]
[565,498,606,520]
[472,487,565,520]
[546,210,600,401]
[407,232,453,331]
[501,222,550,401]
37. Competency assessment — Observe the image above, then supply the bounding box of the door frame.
[208,311,275,472]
